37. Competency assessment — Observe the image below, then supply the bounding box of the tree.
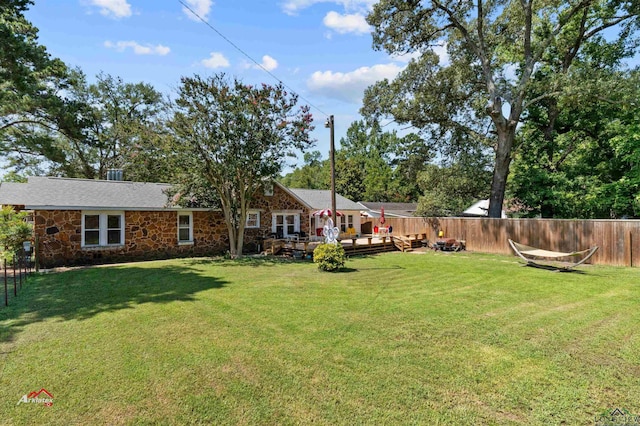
[0,0,75,172]
[416,157,492,217]
[279,151,329,189]
[3,70,172,181]
[335,120,426,202]
[509,68,640,218]
[282,120,431,202]
[365,0,640,217]
[64,71,172,181]
[389,132,434,201]
[168,74,314,258]
[334,156,366,201]
[1,2,171,181]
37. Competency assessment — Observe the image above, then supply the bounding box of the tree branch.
[522,90,565,110]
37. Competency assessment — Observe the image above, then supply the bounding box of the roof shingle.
[0,177,174,210]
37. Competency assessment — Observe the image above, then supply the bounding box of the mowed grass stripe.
[0,252,638,425]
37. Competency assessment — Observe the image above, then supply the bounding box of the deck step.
[392,236,413,252]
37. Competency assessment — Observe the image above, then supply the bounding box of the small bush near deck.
[313,243,346,271]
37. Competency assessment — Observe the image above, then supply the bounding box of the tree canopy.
[169,74,314,257]
[0,0,74,172]
[281,120,433,204]
[364,0,640,217]
[509,67,640,218]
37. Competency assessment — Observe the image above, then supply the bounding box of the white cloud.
[242,55,279,71]
[104,40,170,56]
[201,52,230,69]
[88,0,132,18]
[258,55,279,71]
[432,43,450,66]
[281,0,375,15]
[182,0,213,21]
[323,11,370,35]
[307,63,404,104]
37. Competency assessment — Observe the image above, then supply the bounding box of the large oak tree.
[364,0,640,217]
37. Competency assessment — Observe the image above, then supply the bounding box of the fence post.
[13,257,17,297]
[624,231,633,266]
[19,252,23,290]
[4,258,7,307]
[35,234,40,273]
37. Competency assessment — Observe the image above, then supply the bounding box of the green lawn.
[1,252,639,425]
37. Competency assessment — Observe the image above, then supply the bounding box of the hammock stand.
[508,239,599,271]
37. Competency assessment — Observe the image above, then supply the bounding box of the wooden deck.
[263,233,427,257]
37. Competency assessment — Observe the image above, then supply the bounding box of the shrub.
[0,206,32,262]
[313,243,346,272]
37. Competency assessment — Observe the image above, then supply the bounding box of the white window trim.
[272,212,300,237]
[81,211,125,248]
[246,211,261,228]
[177,211,194,245]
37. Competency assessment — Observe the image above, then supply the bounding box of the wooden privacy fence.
[380,217,640,267]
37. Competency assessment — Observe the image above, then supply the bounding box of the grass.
[0,251,639,425]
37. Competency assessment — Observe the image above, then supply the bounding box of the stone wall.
[246,183,311,237]
[31,184,310,267]
[34,210,229,268]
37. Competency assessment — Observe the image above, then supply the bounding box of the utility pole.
[325,115,337,225]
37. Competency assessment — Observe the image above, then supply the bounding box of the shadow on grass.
[0,263,227,344]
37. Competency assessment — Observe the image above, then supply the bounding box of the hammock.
[508,239,599,270]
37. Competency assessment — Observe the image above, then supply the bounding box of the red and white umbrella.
[380,206,385,224]
[312,208,343,217]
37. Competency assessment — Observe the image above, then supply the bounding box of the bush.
[313,243,346,272]
[0,206,32,262]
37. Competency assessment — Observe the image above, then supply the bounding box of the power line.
[178,0,329,118]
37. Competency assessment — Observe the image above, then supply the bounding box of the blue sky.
[24,1,638,174]
[26,0,418,168]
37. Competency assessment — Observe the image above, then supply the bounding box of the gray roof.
[286,188,361,211]
[0,182,30,206]
[0,176,175,210]
[461,199,507,218]
[358,201,418,218]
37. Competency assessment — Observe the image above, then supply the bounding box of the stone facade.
[34,210,230,268]
[249,184,311,236]
[31,183,311,268]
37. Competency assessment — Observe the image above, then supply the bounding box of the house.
[287,188,363,238]
[357,202,418,219]
[461,199,507,218]
[0,176,361,267]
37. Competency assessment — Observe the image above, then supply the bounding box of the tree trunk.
[234,225,245,258]
[488,126,516,218]
[220,196,247,259]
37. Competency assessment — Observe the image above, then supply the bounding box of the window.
[82,212,124,247]
[177,212,193,244]
[107,214,122,244]
[341,214,354,232]
[272,213,300,237]
[246,211,260,228]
